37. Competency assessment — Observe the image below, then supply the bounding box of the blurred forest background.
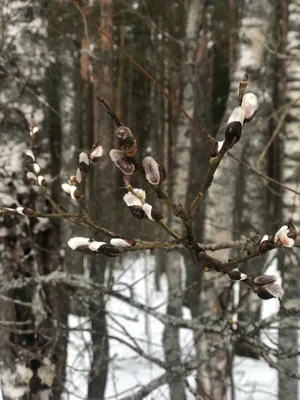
[0,0,300,399]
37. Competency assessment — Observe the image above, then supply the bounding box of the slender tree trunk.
[205,0,277,362]
[87,1,114,398]
[278,1,300,398]
[163,2,205,399]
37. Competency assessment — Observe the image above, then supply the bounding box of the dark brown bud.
[129,205,145,219]
[110,149,135,175]
[23,208,35,217]
[116,126,137,156]
[150,205,164,221]
[73,189,82,201]
[75,245,94,254]
[253,274,277,286]
[27,162,34,172]
[225,121,242,145]
[259,235,269,254]
[259,241,269,254]
[254,287,275,300]
[228,270,248,281]
[98,244,120,257]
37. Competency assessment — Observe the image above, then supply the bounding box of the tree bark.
[0,2,66,399]
[87,1,114,398]
[205,0,277,362]
[163,2,205,399]
[278,1,300,398]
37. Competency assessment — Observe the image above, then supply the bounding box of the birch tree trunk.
[0,2,67,399]
[278,1,300,398]
[204,0,276,361]
[163,2,205,399]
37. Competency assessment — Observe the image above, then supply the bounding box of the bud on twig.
[61,183,80,200]
[241,93,258,122]
[16,207,34,216]
[37,175,47,187]
[225,106,245,145]
[79,152,90,173]
[142,156,166,186]
[254,287,275,300]
[225,121,243,145]
[259,234,269,254]
[253,274,277,285]
[110,149,135,175]
[30,126,39,137]
[110,237,136,247]
[129,205,145,219]
[32,163,41,174]
[27,171,37,184]
[98,243,120,257]
[25,149,35,162]
[274,224,296,248]
[252,273,284,300]
[228,269,248,281]
[88,240,107,252]
[142,203,163,221]
[116,126,137,156]
[68,237,120,257]
[90,145,103,162]
[68,237,94,253]
[254,283,284,300]
[123,191,143,207]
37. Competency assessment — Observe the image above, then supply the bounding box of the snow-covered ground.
[65,253,280,400]
[0,252,284,400]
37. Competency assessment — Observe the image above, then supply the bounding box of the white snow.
[64,254,282,400]
[0,254,289,400]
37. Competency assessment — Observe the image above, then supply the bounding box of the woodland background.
[0,0,300,399]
